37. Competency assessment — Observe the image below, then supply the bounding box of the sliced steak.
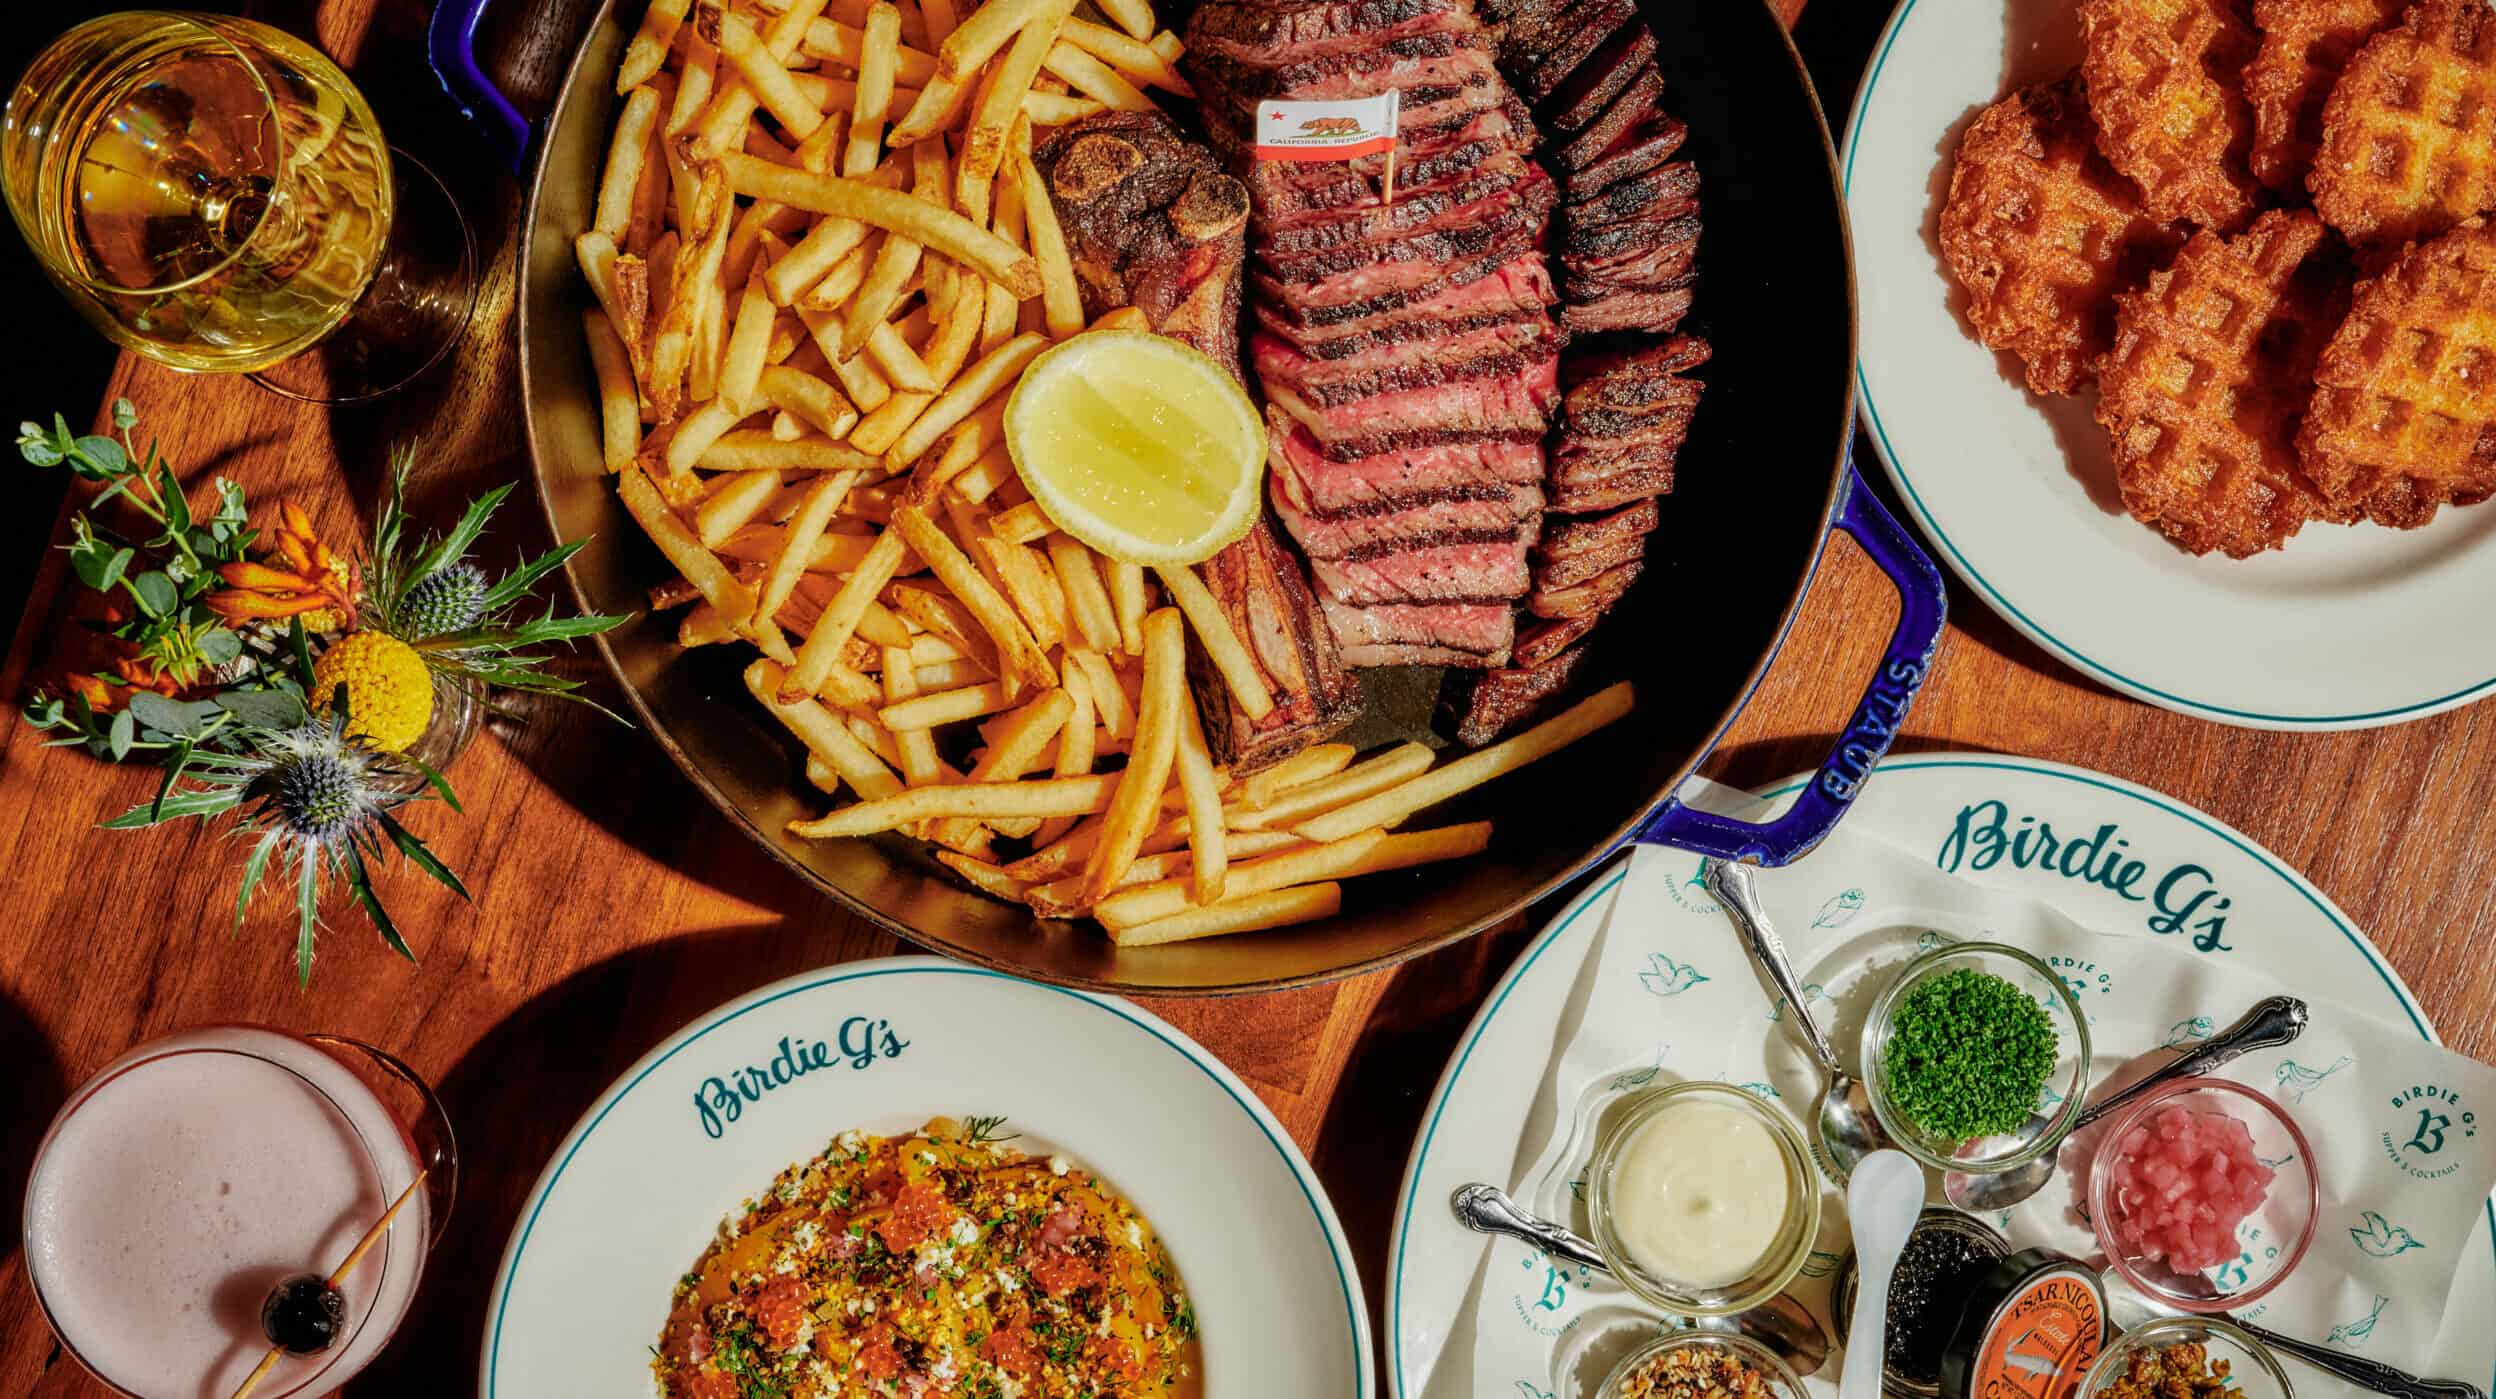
[1441,641,1589,743]
[1560,286,1693,334]
[1189,0,1472,68]
[1528,556,1642,618]
[1538,498,1659,558]
[1190,517,1367,770]
[1569,334,1712,389]
[1252,323,1560,408]
[1540,23,1654,132]
[1570,112,1689,194]
[1258,163,1552,254]
[1512,611,1598,668]
[1553,66,1665,171]
[1264,353,1558,459]
[1271,472,1541,558]
[1534,534,1645,586]
[1548,464,1675,512]
[1271,417,1546,511]
[1562,210,1702,264]
[1255,252,1556,353]
[1517,0,1636,102]
[1260,175,1557,285]
[1320,597,1516,666]
[1566,161,1699,230]
[1312,537,1534,606]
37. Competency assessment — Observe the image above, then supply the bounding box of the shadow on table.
[0,983,68,1276]
[348,914,890,1394]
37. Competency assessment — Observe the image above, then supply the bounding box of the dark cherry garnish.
[259,1272,345,1354]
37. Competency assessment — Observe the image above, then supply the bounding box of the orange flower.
[204,500,361,630]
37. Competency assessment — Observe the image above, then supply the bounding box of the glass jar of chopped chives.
[1860,940,2092,1175]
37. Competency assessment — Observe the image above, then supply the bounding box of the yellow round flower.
[311,631,434,753]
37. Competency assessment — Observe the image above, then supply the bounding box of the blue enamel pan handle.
[1631,456,1947,866]
[428,0,533,174]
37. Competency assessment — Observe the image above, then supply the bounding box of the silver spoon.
[1704,859,1889,1179]
[1942,995,2308,1213]
[2107,1280,2485,1399]
[1450,1183,1833,1376]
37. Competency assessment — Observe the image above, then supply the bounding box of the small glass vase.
[396,668,480,777]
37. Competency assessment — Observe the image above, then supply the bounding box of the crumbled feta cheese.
[995,1268,1021,1293]
[1125,1220,1143,1248]
[950,1215,980,1246]
[1048,1155,1070,1176]
[791,1220,822,1253]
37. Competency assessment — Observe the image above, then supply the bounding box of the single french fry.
[618,0,693,91]
[759,364,861,440]
[1238,743,1357,809]
[865,318,940,392]
[888,504,1056,694]
[957,5,1067,204]
[1039,41,1152,112]
[696,468,786,547]
[717,11,826,140]
[1173,699,1227,904]
[799,303,895,410]
[745,660,903,798]
[804,752,843,796]
[1298,683,1636,842]
[698,431,885,473]
[855,597,915,647]
[1083,607,1183,901]
[1043,537,1119,653]
[845,2,903,175]
[720,155,1042,297]
[784,526,912,701]
[752,468,859,639]
[688,268,728,403]
[800,16,940,83]
[662,398,746,477]
[1111,883,1341,947]
[988,500,1054,545]
[1155,563,1274,721]
[888,73,972,144]
[1231,742,1436,831]
[1107,560,1146,654]
[1013,153,1084,337]
[583,310,641,472]
[877,647,948,788]
[1085,305,1149,335]
[1021,91,1107,125]
[666,32,716,134]
[886,332,1046,466]
[720,524,878,572]
[1147,29,1182,62]
[878,679,1016,730]
[1059,16,1190,94]
[1066,647,1131,740]
[791,773,1115,836]
[720,270,779,412]
[1092,0,1154,41]
[936,0,1059,78]
[595,86,663,236]
[937,851,1031,901]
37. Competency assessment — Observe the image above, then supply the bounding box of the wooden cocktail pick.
[227,1168,429,1399]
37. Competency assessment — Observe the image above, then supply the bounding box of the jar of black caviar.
[1833,1209,2011,1399]
[1934,1248,2106,1399]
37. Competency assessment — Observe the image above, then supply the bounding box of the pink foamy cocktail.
[23,1027,454,1399]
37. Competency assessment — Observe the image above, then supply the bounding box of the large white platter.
[484,957,1371,1396]
[1841,0,2496,729]
[1385,753,2495,1396]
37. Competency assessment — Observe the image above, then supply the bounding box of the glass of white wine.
[2,12,477,402]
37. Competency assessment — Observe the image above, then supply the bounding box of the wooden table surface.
[6,0,2491,1393]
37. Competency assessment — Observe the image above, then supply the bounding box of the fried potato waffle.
[1941,77,2187,395]
[2245,0,2408,192]
[2080,0,2264,230]
[2301,216,2496,522]
[2098,209,2356,555]
[2312,0,2496,245]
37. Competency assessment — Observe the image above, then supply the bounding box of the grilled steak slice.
[1193,32,1496,110]
[1254,252,1556,352]
[1517,0,1636,101]
[1556,339,1707,459]
[1563,210,1701,264]
[1312,537,1534,605]
[1538,497,1659,557]
[1528,556,1641,617]
[1264,353,1559,459]
[1541,23,1654,132]
[1572,334,1712,386]
[1260,174,1556,284]
[1250,320,1560,408]
[1560,286,1693,334]
[1259,163,1543,253]
[1552,447,1679,490]
[1554,66,1664,170]
[1271,417,1546,511]
[1567,161,1699,230]
[1571,113,1689,194]
[1272,473,1542,557]
[1512,611,1598,667]
[1441,641,1589,743]
[1320,597,1516,666]
[1189,518,1367,770]
[1534,534,1644,586]
[1549,465,1675,511]
[1188,0,1470,65]
[1032,113,1252,370]
[1256,220,1546,321]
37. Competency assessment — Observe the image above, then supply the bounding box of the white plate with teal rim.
[484,956,1370,1397]
[1840,0,2496,731]
[1384,753,2495,1397]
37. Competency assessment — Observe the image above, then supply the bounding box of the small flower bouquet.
[17,401,627,981]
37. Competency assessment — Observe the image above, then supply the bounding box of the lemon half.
[1003,330,1266,567]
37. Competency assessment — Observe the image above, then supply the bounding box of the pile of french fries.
[576,0,1638,945]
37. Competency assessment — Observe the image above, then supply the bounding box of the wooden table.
[5,0,2491,1393]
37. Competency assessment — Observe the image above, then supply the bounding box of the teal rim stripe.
[1840,0,2496,727]
[1387,755,2496,1395]
[487,964,1369,1396]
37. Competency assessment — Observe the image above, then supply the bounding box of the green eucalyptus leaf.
[107,706,135,760]
[99,547,134,592]
[196,628,243,665]
[73,434,129,477]
[127,692,213,737]
[214,689,308,728]
[19,422,64,467]
[69,539,116,591]
[111,398,138,430]
[131,570,177,616]
[160,462,190,535]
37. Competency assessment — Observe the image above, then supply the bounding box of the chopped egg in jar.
[1607,1101,1791,1288]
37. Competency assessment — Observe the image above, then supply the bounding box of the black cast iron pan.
[426,0,1946,993]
